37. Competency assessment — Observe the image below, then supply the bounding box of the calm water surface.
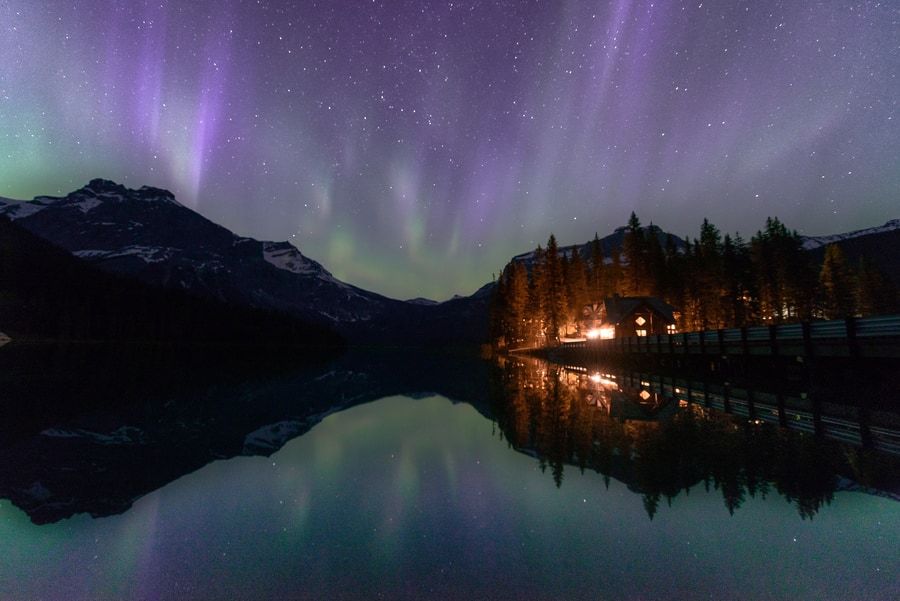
[1,347,898,600]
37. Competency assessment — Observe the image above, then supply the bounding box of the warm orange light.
[590,373,618,388]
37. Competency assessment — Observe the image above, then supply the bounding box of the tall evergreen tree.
[526,245,546,346]
[661,233,684,319]
[722,233,753,327]
[622,211,647,296]
[857,255,899,316]
[819,244,857,319]
[750,217,816,323]
[565,246,590,334]
[644,224,666,298]
[695,218,726,329]
[542,234,567,344]
[589,233,606,302]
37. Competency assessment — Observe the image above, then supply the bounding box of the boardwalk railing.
[561,315,900,360]
[555,366,900,456]
[613,371,900,456]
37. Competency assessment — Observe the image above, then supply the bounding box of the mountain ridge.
[0,179,490,345]
[3,179,897,345]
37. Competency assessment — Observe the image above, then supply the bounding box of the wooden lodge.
[580,296,678,340]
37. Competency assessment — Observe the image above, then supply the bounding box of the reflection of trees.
[489,356,864,520]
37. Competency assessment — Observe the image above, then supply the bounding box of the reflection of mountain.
[0,345,491,524]
[490,355,900,519]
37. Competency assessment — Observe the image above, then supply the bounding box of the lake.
[1,345,898,600]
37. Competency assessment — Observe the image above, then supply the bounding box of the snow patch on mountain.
[40,425,147,445]
[74,245,177,263]
[263,241,320,276]
[243,420,309,455]
[74,198,103,214]
[0,198,43,219]
[801,219,900,250]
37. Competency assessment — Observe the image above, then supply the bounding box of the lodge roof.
[603,296,678,326]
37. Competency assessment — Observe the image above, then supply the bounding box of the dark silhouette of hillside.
[0,215,344,350]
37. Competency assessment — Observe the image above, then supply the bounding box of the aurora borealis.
[2,1,898,300]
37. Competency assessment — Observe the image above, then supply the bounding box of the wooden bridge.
[557,314,900,361]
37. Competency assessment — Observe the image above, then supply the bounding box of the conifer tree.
[661,233,684,315]
[857,255,898,316]
[819,244,857,319]
[506,261,530,345]
[750,217,816,323]
[644,224,666,298]
[565,246,590,335]
[526,244,547,346]
[695,218,726,329]
[542,234,567,344]
[622,211,646,296]
[589,233,606,301]
[722,233,752,327]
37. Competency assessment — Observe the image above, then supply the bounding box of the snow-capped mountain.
[800,219,900,250]
[0,179,489,344]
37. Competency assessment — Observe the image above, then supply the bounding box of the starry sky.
[2,1,898,300]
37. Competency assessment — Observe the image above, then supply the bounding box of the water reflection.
[489,355,900,519]
[0,343,490,524]
[2,345,899,600]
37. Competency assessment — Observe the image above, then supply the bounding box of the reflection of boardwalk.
[560,315,900,360]
[611,371,900,457]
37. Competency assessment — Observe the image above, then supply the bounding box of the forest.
[488,356,898,520]
[489,212,899,349]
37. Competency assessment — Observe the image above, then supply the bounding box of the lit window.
[666,324,676,334]
[636,329,647,337]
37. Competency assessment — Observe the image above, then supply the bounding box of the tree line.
[489,212,899,348]
[489,356,885,520]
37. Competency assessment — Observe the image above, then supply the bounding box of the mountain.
[0,179,489,345]
[803,220,900,286]
[508,219,900,286]
[800,219,900,250]
[510,224,685,268]
[0,214,343,349]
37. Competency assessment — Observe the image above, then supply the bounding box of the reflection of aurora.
[490,356,900,519]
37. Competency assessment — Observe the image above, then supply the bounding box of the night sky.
[2,1,898,300]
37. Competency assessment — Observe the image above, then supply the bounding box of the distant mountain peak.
[801,219,900,250]
[82,179,183,206]
[0,178,490,344]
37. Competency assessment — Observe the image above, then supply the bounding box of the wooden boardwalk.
[558,315,900,361]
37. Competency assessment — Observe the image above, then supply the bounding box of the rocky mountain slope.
[0,179,489,345]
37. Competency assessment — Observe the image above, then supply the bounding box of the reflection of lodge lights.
[640,390,651,401]
[590,373,618,388]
